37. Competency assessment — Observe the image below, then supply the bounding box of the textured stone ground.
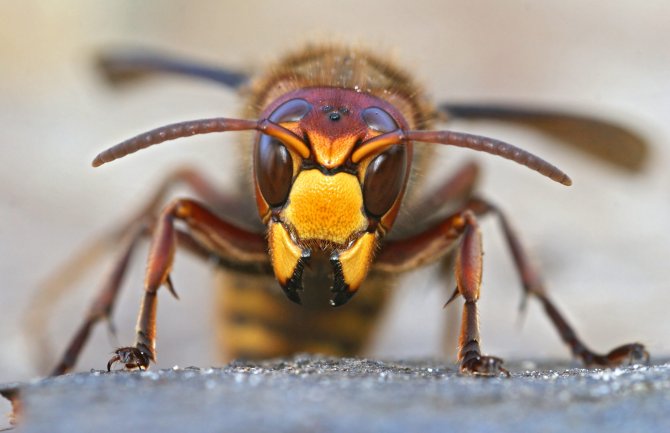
[2,356,669,433]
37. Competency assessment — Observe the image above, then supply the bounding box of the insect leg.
[452,211,509,376]
[33,167,251,375]
[108,198,268,371]
[48,225,142,375]
[468,197,649,367]
[50,224,215,376]
[408,161,481,358]
[376,211,508,376]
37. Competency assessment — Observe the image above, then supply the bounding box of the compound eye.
[255,99,311,207]
[269,98,312,122]
[361,107,398,133]
[255,135,293,207]
[363,144,407,218]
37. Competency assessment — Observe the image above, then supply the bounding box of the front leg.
[376,210,508,377]
[467,197,648,367]
[108,198,268,371]
[40,166,260,375]
[452,211,509,376]
[377,198,648,374]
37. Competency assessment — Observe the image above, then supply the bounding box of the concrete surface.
[2,356,669,433]
[1,0,669,394]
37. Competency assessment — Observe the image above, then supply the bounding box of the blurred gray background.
[1,1,669,384]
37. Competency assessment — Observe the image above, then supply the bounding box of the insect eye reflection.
[361,106,398,133]
[269,98,313,122]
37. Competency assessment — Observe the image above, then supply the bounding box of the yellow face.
[253,88,411,306]
[284,170,367,245]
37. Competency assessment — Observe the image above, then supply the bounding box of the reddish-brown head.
[253,87,414,305]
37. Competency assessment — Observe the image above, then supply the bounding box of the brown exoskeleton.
[38,44,648,377]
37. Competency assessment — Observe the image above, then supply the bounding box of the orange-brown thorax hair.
[243,44,435,128]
